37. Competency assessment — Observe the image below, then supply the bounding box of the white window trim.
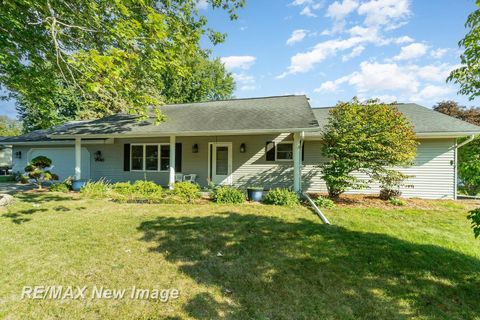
[130,143,170,172]
[275,141,294,162]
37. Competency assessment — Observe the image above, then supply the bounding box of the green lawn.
[1,193,479,319]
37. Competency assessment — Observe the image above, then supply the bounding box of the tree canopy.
[448,1,480,100]
[321,99,418,198]
[0,116,21,136]
[0,0,243,132]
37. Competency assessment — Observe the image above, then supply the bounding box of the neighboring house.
[3,95,480,199]
[0,137,12,173]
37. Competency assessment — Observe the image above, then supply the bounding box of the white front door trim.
[208,142,233,185]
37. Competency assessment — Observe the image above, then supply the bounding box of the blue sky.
[203,0,478,108]
[0,0,477,118]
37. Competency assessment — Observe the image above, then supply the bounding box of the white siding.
[302,139,456,199]
[12,137,456,199]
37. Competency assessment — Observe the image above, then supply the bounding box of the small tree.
[24,156,58,189]
[458,137,480,196]
[321,98,417,199]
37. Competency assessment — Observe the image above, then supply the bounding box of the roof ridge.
[162,95,303,107]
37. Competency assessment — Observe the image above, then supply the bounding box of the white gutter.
[454,134,476,200]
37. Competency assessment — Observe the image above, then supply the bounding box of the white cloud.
[221,56,256,70]
[197,0,208,10]
[232,73,256,91]
[291,0,313,5]
[394,36,414,44]
[412,85,453,101]
[300,6,317,17]
[287,29,309,46]
[393,42,429,61]
[314,80,339,93]
[342,45,365,61]
[357,0,411,27]
[431,48,448,59]
[326,0,359,20]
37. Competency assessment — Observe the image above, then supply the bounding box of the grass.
[1,193,479,319]
[0,175,15,182]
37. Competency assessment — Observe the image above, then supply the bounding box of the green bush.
[263,188,299,206]
[212,186,246,204]
[50,183,69,193]
[80,180,110,199]
[467,208,480,238]
[389,197,406,206]
[132,180,162,195]
[314,196,335,209]
[112,182,133,195]
[172,181,200,203]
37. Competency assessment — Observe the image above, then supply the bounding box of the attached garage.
[28,148,91,181]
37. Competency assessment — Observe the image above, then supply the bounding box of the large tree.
[321,99,418,199]
[434,101,480,196]
[448,2,480,99]
[0,0,242,132]
[0,116,21,136]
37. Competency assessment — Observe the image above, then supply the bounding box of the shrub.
[112,182,133,195]
[80,180,110,199]
[314,196,335,209]
[263,188,299,206]
[468,208,480,238]
[172,181,200,203]
[389,197,406,206]
[24,155,58,189]
[132,180,162,195]
[374,170,412,200]
[212,186,246,204]
[50,183,69,193]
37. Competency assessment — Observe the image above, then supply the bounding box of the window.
[131,144,170,171]
[276,142,293,161]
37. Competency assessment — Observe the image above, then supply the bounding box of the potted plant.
[247,186,264,202]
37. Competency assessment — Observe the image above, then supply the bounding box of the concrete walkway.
[0,183,36,195]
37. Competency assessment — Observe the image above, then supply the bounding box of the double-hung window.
[276,142,293,161]
[131,144,170,171]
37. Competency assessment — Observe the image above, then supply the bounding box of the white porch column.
[293,132,302,194]
[169,135,176,189]
[75,137,82,180]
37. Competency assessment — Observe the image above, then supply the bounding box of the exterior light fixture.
[192,144,199,153]
[94,150,104,162]
[240,143,246,153]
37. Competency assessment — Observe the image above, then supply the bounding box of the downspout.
[454,134,476,200]
[303,193,331,225]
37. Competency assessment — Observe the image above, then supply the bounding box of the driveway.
[0,183,36,195]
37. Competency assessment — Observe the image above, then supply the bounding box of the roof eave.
[47,127,320,139]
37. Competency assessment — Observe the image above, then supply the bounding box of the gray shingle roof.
[307,103,480,137]
[0,121,90,143]
[47,95,319,138]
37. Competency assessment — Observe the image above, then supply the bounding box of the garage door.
[29,148,90,181]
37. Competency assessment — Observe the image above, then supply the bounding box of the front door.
[209,142,232,185]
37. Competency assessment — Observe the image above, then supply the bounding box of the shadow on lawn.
[1,208,48,224]
[137,212,480,320]
[14,193,78,204]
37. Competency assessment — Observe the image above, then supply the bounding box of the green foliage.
[24,156,57,189]
[458,137,480,196]
[212,186,246,204]
[50,183,70,193]
[467,208,480,238]
[373,170,412,200]
[314,196,335,209]
[263,188,299,206]
[0,116,21,136]
[433,101,480,126]
[321,98,417,198]
[448,4,480,100]
[80,180,111,199]
[0,0,242,132]
[172,182,200,203]
[389,197,406,206]
[112,182,134,195]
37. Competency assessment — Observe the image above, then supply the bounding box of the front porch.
[73,132,305,192]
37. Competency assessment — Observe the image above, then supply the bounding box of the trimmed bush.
[112,182,133,195]
[172,182,200,203]
[50,183,69,193]
[80,180,110,199]
[212,186,246,204]
[263,188,299,206]
[132,180,162,195]
[389,197,406,206]
[314,196,335,209]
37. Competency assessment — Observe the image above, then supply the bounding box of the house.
[3,95,480,199]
